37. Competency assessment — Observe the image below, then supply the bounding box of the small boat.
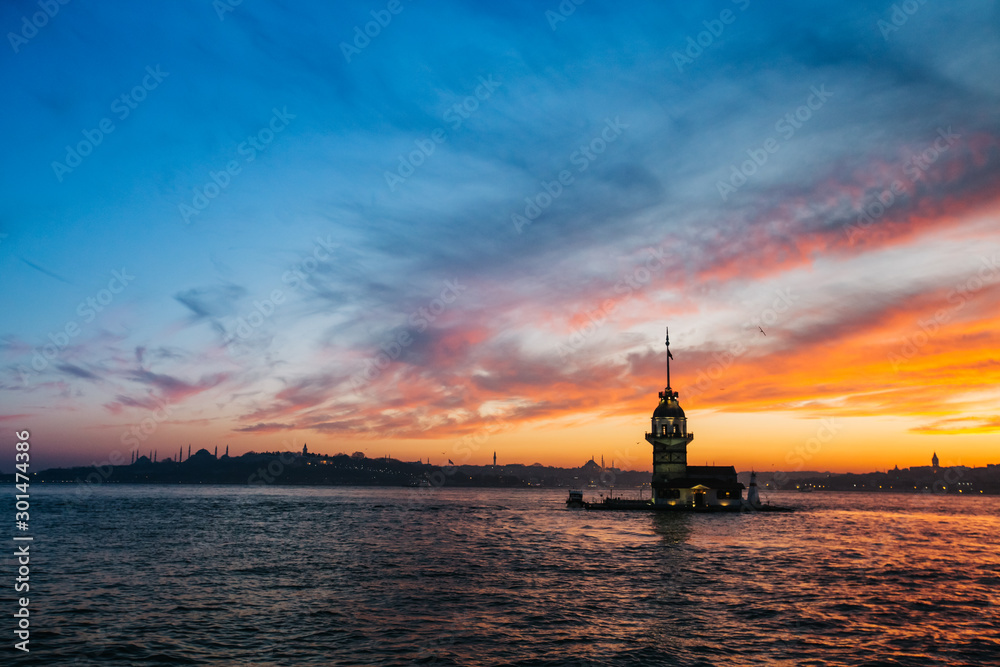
[565,490,585,508]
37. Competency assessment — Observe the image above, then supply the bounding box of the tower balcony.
[645,431,694,441]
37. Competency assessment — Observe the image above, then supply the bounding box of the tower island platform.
[567,327,789,512]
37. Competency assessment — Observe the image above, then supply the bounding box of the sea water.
[8,486,1000,665]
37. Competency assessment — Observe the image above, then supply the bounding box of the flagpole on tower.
[665,326,671,392]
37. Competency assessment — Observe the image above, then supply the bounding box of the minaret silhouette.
[493,451,496,467]
[214,446,218,458]
[188,445,191,460]
[226,445,229,457]
[154,450,157,463]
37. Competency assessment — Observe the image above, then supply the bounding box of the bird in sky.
[758,326,767,336]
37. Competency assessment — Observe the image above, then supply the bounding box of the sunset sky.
[2,1,999,472]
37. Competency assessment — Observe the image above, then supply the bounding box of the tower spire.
[665,326,674,393]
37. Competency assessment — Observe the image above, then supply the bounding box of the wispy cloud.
[3,0,1000,467]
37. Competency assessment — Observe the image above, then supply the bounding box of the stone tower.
[645,327,694,503]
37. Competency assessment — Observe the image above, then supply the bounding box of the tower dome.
[651,388,688,439]
[653,392,686,419]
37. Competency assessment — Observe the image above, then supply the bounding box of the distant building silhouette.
[189,448,215,463]
[932,452,939,468]
[303,443,308,456]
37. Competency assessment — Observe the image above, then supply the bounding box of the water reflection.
[17,487,1000,666]
[650,511,693,546]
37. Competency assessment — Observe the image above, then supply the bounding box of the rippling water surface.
[11,486,1000,665]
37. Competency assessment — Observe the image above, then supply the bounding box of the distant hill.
[17,454,993,493]
[743,466,1000,494]
[10,452,650,490]
[738,471,831,486]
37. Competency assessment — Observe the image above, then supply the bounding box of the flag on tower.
[667,349,673,359]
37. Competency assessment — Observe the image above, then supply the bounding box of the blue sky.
[3,0,1000,470]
